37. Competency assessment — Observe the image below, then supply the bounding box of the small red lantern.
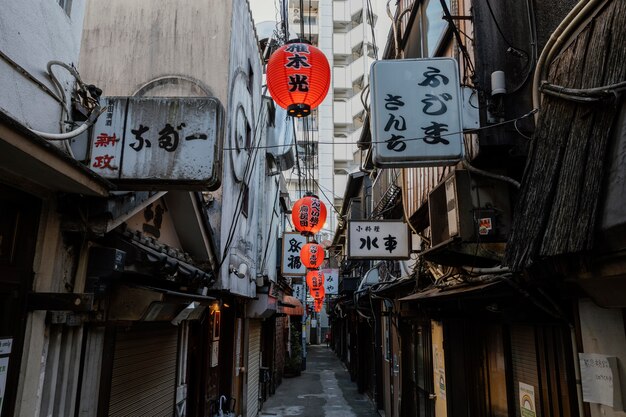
[300,242,325,269]
[291,194,327,236]
[266,40,331,118]
[306,270,325,290]
[310,285,325,300]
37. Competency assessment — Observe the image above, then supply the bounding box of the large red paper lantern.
[300,242,324,269]
[266,40,331,118]
[306,270,325,290]
[291,194,327,236]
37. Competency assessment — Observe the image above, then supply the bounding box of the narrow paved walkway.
[260,345,380,417]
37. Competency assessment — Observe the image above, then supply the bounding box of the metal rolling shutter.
[108,324,178,417]
[510,324,541,417]
[246,320,261,417]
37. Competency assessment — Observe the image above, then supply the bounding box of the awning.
[0,110,113,196]
[280,295,304,316]
[399,281,503,303]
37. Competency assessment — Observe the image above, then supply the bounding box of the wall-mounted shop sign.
[370,58,464,167]
[348,220,411,259]
[90,97,224,189]
[281,232,307,276]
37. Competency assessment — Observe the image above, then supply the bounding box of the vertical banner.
[281,232,307,275]
[321,268,339,295]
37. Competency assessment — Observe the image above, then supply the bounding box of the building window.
[420,0,450,56]
[57,0,72,16]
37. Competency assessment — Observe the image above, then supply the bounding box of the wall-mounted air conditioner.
[428,169,511,248]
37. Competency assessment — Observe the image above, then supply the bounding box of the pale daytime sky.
[249,0,281,25]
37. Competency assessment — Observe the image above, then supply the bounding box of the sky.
[249,0,281,25]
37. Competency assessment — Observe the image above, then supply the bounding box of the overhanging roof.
[280,295,304,316]
[399,281,503,302]
[0,110,113,196]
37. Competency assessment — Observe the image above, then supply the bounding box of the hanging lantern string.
[292,119,304,198]
[299,0,305,40]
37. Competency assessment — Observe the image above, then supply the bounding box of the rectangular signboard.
[90,97,223,189]
[281,232,307,276]
[348,220,411,259]
[370,58,464,167]
[321,268,339,295]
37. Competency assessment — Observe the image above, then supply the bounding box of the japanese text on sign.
[281,233,306,276]
[370,58,464,167]
[348,221,411,259]
[285,43,310,92]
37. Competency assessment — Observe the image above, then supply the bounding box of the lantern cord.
[299,0,305,39]
[292,119,304,197]
[311,177,343,220]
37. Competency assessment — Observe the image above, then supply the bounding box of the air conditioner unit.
[428,169,511,248]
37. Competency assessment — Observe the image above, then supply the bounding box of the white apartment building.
[254,0,389,242]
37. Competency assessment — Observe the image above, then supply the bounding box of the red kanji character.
[95,133,119,147]
[92,155,116,170]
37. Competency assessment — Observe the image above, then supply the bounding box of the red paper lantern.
[300,242,325,269]
[291,194,327,236]
[310,285,325,300]
[266,40,331,118]
[306,270,325,290]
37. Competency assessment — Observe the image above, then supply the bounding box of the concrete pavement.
[259,345,380,417]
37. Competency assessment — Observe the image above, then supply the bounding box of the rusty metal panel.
[90,96,224,190]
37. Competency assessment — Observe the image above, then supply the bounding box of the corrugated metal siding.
[510,325,541,417]
[108,325,178,417]
[246,320,261,417]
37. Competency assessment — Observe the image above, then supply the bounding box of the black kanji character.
[421,93,452,116]
[287,254,302,269]
[130,124,151,151]
[383,234,398,253]
[285,54,311,69]
[288,74,309,92]
[384,94,405,110]
[417,66,450,87]
[384,113,407,131]
[421,122,450,145]
[158,123,185,152]
[288,238,303,253]
[386,134,407,152]
[359,236,379,250]
[285,44,310,54]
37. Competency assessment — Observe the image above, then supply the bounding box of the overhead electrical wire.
[222,108,538,151]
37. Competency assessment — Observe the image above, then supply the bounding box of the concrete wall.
[0,0,86,132]
[80,0,232,103]
[215,0,264,297]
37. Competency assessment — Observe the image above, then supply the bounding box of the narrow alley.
[260,345,379,417]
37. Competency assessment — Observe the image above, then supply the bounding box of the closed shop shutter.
[510,324,540,417]
[109,324,178,417]
[246,320,261,417]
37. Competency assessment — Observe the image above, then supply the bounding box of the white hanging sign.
[370,58,464,167]
[348,221,411,259]
[579,353,622,408]
[321,268,339,295]
[90,97,223,189]
[281,232,307,276]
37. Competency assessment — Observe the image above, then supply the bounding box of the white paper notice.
[579,353,617,407]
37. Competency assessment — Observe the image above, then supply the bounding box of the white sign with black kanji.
[321,269,338,295]
[348,221,411,259]
[281,232,307,276]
